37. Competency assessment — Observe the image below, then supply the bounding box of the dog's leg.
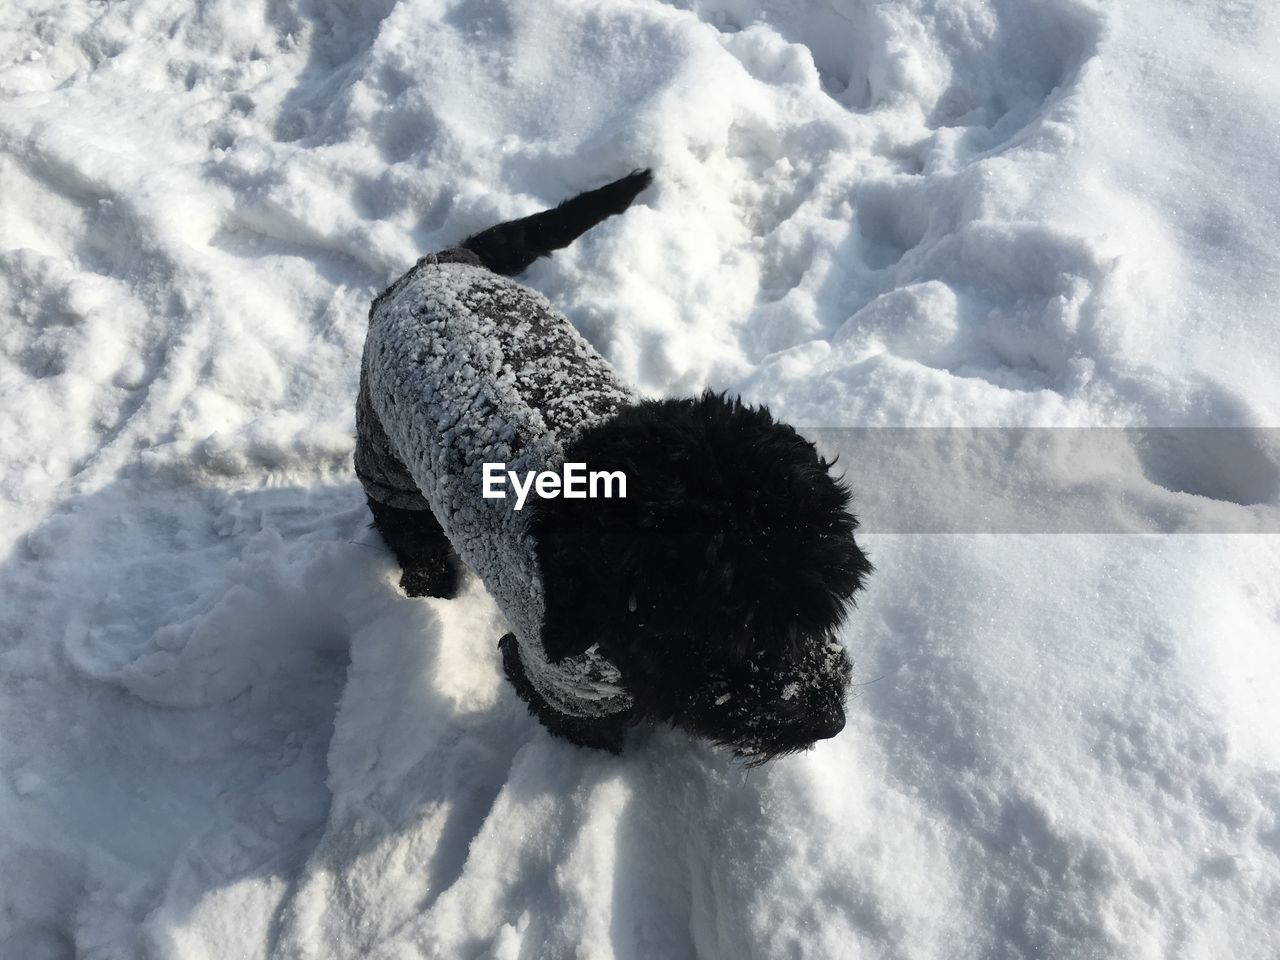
[498,633,632,752]
[366,497,462,598]
[461,169,653,276]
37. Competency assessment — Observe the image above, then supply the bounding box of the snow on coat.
[355,248,636,718]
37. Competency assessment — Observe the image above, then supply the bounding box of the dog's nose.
[804,710,845,743]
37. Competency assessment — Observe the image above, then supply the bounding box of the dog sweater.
[355,249,636,719]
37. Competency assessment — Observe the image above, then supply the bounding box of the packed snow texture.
[1,1,1278,958]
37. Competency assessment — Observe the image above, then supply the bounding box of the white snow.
[2,0,1278,958]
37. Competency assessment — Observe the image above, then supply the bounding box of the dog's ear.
[530,508,607,662]
[540,621,595,662]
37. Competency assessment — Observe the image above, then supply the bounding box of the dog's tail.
[461,169,653,276]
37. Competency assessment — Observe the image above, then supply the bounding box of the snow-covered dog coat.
[355,248,636,718]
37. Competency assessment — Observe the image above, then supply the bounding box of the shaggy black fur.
[368,168,873,764]
[463,169,653,277]
[367,497,460,599]
[529,391,872,763]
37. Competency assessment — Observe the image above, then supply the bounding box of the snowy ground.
[2,0,1279,957]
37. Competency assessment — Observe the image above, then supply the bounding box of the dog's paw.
[399,562,461,599]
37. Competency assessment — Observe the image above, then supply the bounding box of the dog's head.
[529,390,873,763]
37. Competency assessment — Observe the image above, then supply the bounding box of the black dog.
[355,170,872,763]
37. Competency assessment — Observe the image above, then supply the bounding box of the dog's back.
[358,168,654,509]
